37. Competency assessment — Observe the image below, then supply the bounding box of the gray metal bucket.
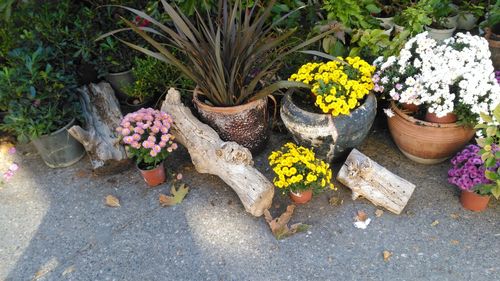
[31,119,86,168]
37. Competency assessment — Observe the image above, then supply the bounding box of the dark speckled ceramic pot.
[280,89,377,162]
[193,88,269,153]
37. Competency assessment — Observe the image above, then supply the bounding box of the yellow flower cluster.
[268,142,335,194]
[289,57,375,116]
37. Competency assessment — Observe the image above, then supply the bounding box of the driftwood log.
[337,149,415,214]
[68,82,130,175]
[161,88,274,217]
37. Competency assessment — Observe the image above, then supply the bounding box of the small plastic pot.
[137,161,166,187]
[460,190,490,212]
[289,189,313,204]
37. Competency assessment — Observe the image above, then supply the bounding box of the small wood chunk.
[337,149,415,214]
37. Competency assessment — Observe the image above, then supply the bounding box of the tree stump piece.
[161,88,274,217]
[68,82,130,175]
[337,149,415,214]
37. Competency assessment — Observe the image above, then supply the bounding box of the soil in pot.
[31,118,86,168]
[281,89,377,162]
[120,97,154,115]
[137,161,166,187]
[460,190,490,212]
[193,88,269,153]
[387,102,475,164]
[289,189,313,204]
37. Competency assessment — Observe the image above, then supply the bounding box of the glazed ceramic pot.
[387,102,475,164]
[289,189,313,204]
[424,112,457,124]
[105,69,135,100]
[281,89,377,162]
[457,13,478,31]
[31,118,86,168]
[193,87,269,153]
[460,190,490,212]
[138,161,166,187]
[485,28,500,70]
[425,25,456,42]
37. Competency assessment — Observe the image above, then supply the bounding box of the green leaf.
[159,183,189,206]
[480,112,493,123]
[491,185,500,199]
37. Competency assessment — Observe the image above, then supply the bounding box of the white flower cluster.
[373,32,500,121]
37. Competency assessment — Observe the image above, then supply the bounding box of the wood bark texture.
[68,82,130,174]
[337,149,415,214]
[161,88,274,217]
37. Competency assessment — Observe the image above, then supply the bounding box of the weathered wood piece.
[337,149,415,214]
[161,88,274,217]
[68,82,130,174]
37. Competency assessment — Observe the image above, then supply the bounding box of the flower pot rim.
[285,88,376,119]
[33,118,76,141]
[193,86,266,114]
[106,68,133,76]
[425,25,457,32]
[390,101,468,129]
[460,189,490,197]
[136,160,164,172]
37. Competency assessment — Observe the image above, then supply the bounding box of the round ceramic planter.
[138,161,166,187]
[485,28,500,70]
[444,14,459,29]
[375,16,394,27]
[31,118,86,168]
[193,88,269,153]
[387,102,475,164]
[105,69,135,100]
[394,24,405,34]
[425,25,456,42]
[280,90,377,162]
[381,23,394,36]
[457,13,478,31]
[460,190,490,212]
[289,189,313,204]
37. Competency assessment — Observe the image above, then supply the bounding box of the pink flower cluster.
[116,108,178,158]
[3,147,18,182]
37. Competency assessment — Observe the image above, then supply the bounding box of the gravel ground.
[0,123,498,281]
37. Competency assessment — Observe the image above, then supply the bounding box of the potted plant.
[105,0,334,153]
[0,46,85,168]
[482,1,500,69]
[393,1,432,35]
[116,108,178,187]
[456,1,486,30]
[425,0,458,41]
[373,32,500,164]
[448,144,499,211]
[322,0,381,30]
[121,56,193,114]
[268,142,335,204]
[282,57,377,162]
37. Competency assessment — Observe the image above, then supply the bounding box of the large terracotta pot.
[460,190,490,212]
[280,89,377,162]
[193,88,269,153]
[485,28,500,70]
[138,161,166,187]
[387,102,475,164]
[289,189,313,204]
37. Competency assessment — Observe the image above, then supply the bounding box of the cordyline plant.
[99,0,336,107]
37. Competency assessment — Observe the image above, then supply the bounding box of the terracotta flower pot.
[193,87,269,153]
[387,102,475,164]
[280,89,377,162]
[424,111,457,124]
[485,28,500,70]
[289,189,313,204]
[401,103,419,113]
[460,190,490,212]
[138,162,166,187]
